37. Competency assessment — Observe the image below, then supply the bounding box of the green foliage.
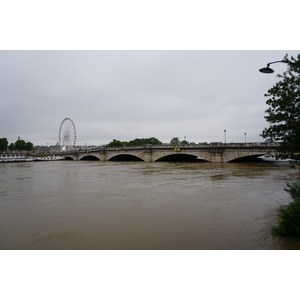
[261,53,300,165]
[170,137,191,145]
[127,137,162,146]
[272,182,300,237]
[25,141,33,151]
[170,137,180,145]
[15,139,26,151]
[260,54,300,237]
[0,137,8,152]
[107,139,125,147]
[1,137,33,152]
[181,139,189,145]
[107,137,162,147]
[284,182,300,199]
[8,143,15,151]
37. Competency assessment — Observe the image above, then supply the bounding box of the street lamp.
[259,60,300,74]
[224,129,226,144]
[244,133,246,145]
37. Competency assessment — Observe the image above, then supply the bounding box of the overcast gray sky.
[1,1,299,146]
[1,50,299,146]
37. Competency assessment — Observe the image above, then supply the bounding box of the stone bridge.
[60,143,279,163]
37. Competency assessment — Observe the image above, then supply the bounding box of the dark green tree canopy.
[8,143,15,151]
[127,137,162,146]
[1,138,33,152]
[15,139,26,151]
[261,53,300,164]
[180,139,189,145]
[170,137,191,145]
[170,137,180,145]
[0,138,8,152]
[25,141,33,151]
[107,137,162,147]
[107,139,124,147]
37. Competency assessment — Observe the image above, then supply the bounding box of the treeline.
[107,137,162,147]
[169,137,195,145]
[0,137,33,152]
[106,137,197,147]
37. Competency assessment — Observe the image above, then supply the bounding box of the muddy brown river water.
[1,160,299,250]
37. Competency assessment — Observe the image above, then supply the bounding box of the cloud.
[1,50,299,146]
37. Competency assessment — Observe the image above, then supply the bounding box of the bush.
[284,182,300,200]
[272,181,300,237]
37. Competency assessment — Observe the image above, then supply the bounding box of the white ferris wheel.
[58,118,76,152]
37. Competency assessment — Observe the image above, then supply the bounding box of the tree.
[25,141,33,152]
[127,138,146,146]
[8,143,15,151]
[146,137,162,145]
[181,139,189,145]
[107,139,125,147]
[0,138,8,152]
[261,53,300,238]
[15,139,26,152]
[107,137,162,147]
[261,53,300,165]
[170,137,180,145]
[127,137,162,146]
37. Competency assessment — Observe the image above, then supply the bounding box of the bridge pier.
[143,150,153,162]
[211,152,223,163]
[72,154,79,161]
[100,151,107,161]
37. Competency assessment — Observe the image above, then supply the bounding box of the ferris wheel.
[58,118,76,152]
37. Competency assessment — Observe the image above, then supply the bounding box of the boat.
[0,154,33,163]
[33,155,64,161]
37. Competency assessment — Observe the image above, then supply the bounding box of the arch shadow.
[80,155,100,161]
[64,157,74,160]
[156,154,208,162]
[108,154,144,161]
[228,155,266,163]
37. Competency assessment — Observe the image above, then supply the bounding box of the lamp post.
[224,129,226,144]
[244,133,246,145]
[259,60,300,74]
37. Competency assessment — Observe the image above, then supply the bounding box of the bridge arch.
[64,156,74,160]
[108,154,144,161]
[106,150,145,161]
[155,153,208,162]
[152,150,212,162]
[79,152,101,161]
[80,155,100,161]
[227,154,265,162]
[223,151,268,163]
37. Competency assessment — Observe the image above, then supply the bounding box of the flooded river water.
[1,160,299,250]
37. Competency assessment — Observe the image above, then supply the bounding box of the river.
[0,160,299,250]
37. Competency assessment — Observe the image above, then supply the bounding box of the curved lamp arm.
[259,60,300,74]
